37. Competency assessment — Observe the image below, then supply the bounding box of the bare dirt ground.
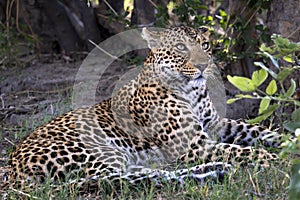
[0,55,131,168]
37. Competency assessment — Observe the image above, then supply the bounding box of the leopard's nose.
[194,63,208,71]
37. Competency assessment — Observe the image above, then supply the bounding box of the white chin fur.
[189,78,206,87]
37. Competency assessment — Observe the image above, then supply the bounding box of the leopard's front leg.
[216,118,282,148]
[213,143,278,166]
[178,133,278,166]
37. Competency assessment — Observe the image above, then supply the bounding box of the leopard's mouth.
[188,73,206,87]
[193,73,204,81]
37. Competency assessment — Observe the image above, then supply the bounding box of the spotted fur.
[6,27,281,190]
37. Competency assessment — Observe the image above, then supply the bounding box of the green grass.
[2,160,290,199]
[0,89,73,161]
[0,90,291,199]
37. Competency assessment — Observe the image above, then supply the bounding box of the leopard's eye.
[202,42,210,50]
[175,43,187,51]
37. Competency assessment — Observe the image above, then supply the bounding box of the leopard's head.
[141,26,212,86]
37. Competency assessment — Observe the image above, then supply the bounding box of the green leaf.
[262,103,278,114]
[259,43,273,53]
[227,75,256,92]
[295,101,300,106]
[227,98,240,104]
[254,62,277,79]
[273,34,290,48]
[266,80,277,95]
[219,9,227,17]
[252,69,268,87]
[292,108,300,122]
[284,122,300,133]
[277,68,294,82]
[283,56,294,63]
[246,104,278,124]
[246,114,267,124]
[259,97,271,115]
[289,163,300,200]
[287,79,296,97]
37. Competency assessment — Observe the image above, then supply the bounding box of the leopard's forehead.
[159,27,209,44]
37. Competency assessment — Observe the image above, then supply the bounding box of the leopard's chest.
[179,83,219,131]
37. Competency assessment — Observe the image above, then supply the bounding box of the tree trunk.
[266,0,300,93]
[131,0,169,26]
[17,0,102,53]
[225,0,260,77]
[131,0,156,26]
[267,0,300,43]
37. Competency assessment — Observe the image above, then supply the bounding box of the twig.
[247,170,263,197]
[6,0,14,23]
[2,127,29,132]
[0,56,7,65]
[4,137,16,146]
[148,0,158,8]
[286,26,300,39]
[224,0,257,39]
[103,0,118,16]
[9,86,73,95]
[0,94,5,108]
[235,6,260,40]
[10,188,40,200]
[15,0,41,56]
[88,39,121,61]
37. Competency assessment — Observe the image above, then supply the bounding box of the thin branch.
[4,138,15,146]
[286,26,300,39]
[103,0,118,16]
[148,0,158,8]
[248,170,263,197]
[88,39,121,61]
[10,188,40,200]
[0,94,5,108]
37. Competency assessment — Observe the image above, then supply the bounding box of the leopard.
[4,26,281,192]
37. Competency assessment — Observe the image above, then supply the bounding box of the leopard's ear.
[141,28,160,49]
[199,26,211,40]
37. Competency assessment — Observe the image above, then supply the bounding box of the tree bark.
[131,0,169,26]
[17,0,102,53]
[225,0,260,77]
[266,0,300,93]
[266,0,300,43]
